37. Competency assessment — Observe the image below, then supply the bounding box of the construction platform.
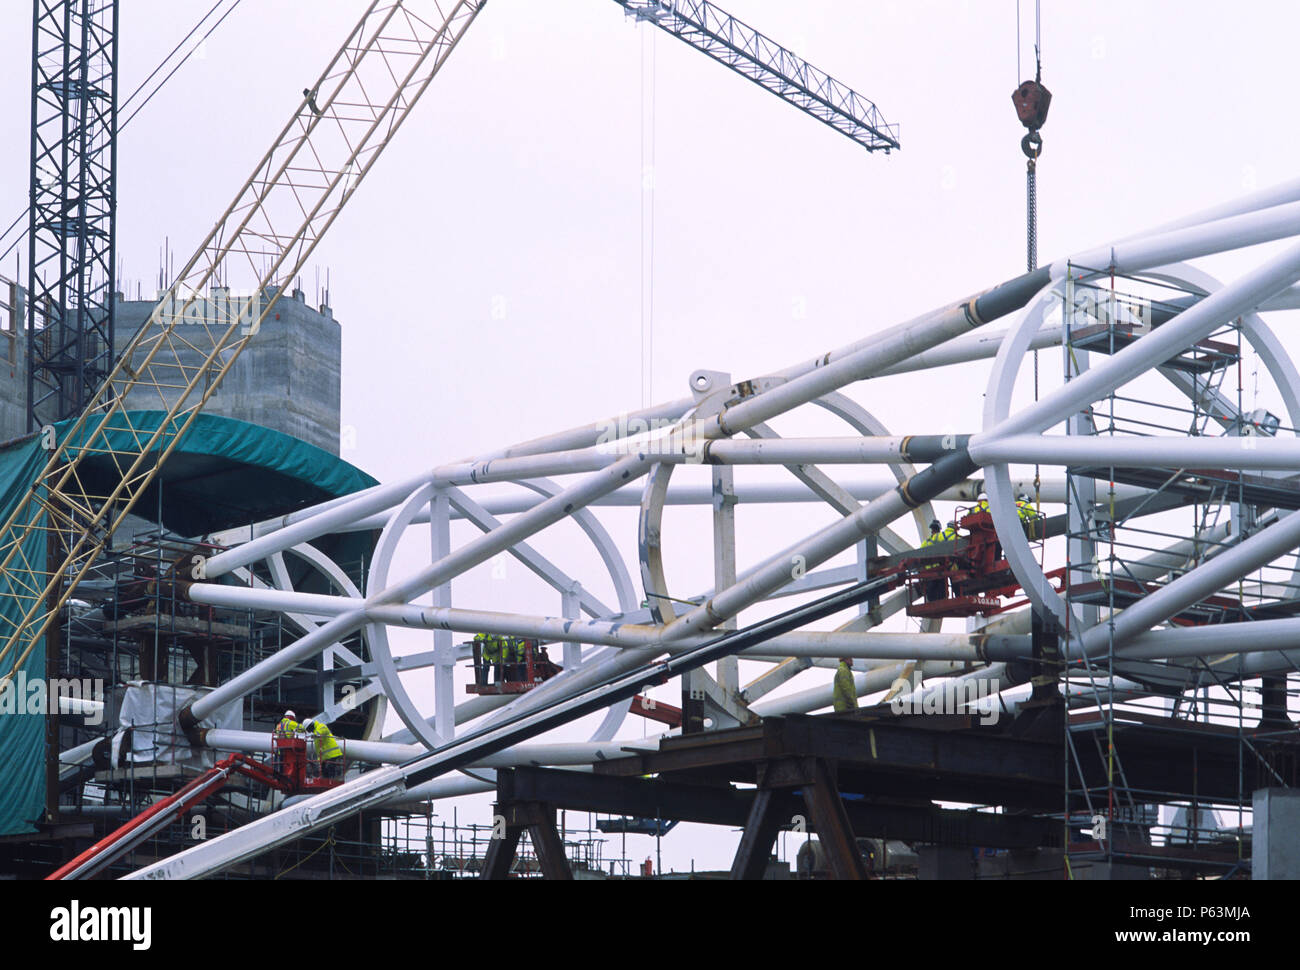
[480,706,1299,879]
[104,613,251,639]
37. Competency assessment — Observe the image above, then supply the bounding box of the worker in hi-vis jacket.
[833,658,858,713]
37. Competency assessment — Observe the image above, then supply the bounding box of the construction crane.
[6,0,901,871]
[27,0,119,432]
[614,0,900,152]
[0,0,488,696]
[0,0,900,701]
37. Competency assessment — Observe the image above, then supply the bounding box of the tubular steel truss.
[115,177,1300,879]
[18,1,1300,881]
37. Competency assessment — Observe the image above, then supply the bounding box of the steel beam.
[730,787,793,880]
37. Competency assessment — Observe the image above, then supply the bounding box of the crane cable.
[639,22,657,409]
[119,0,244,131]
[1015,1,1047,517]
[1028,3,1040,517]
[1025,0,1042,274]
[0,0,244,267]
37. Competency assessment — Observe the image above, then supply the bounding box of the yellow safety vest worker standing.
[833,659,858,713]
[303,718,343,779]
[310,721,342,761]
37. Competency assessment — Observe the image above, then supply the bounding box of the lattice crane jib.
[0,0,488,690]
[615,0,900,152]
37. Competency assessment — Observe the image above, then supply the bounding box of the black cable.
[121,0,225,116]
[0,211,26,266]
[405,572,899,788]
[120,0,244,131]
[2,0,245,271]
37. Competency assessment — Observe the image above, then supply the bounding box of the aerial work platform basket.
[272,735,345,793]
[466,637,562,695]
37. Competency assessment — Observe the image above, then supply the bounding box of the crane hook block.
[1012,80,1052,131]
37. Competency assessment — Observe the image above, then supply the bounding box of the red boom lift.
[47,736,343,880]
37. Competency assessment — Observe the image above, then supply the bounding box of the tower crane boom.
[615,0,900,152]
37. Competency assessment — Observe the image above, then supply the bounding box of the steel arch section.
[232,540,390,743]
[361,471,652,751]
[490,476,641,743]
[980,267,1300,648]
[365,482,442,750]
[637,380,940,626]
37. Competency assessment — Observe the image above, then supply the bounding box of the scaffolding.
[377,807,639,879]
[1059,266,1300,877]
[43,518,377,879]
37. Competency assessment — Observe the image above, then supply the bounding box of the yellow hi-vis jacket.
[479,634,504,663]
[310,720,343,761]
[832,661,858,713]
[275,717,300,737]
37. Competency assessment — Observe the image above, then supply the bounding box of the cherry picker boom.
[124,572,902,879]
[46,745,338,881]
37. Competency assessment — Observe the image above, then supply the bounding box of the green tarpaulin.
[0,412,377,837]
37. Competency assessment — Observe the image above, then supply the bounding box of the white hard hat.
[284,710,296,719]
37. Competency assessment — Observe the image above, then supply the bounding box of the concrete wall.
[0,282,26,442]
[1253,787,1300,880]
[0,284,341,454]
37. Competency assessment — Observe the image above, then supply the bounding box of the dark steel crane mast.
[27,0,119,432]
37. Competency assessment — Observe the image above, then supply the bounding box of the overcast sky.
[4,0,1299,873]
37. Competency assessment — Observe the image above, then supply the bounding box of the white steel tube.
[203,471,431,578]
[875,324,1063,377]
[340,476,1095,531]
[1053,199,1300,280]
[1079,509,1300,657]
[1121,176,1300,240]
[1120,618,1300,661]
[979,237,1300,443]
[202,728,632,768]
[973,434,1300,471]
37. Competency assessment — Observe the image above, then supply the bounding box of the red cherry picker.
[47,734,343,880]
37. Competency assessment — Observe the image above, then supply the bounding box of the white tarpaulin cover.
[117,683,242,768]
